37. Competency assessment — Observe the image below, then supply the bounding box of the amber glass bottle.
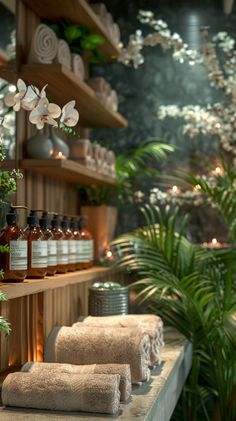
[0,207,27,282]
[71,218,81,271]
[24,210,47,279]
[39,212,57,276]
[51,215,68,274]
[63,217,77,272]
[77,216,94,269]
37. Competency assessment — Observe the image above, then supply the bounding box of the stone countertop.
[0,327,192,421]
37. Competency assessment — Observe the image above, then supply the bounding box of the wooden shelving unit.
[1,159,117,185]
[22,0,120,59]
[0,266,112,300]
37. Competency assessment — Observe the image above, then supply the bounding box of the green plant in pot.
[79,140,174,261]
[113,204,236,421]
[47,19,106,64]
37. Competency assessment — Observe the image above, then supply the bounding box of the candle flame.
[215,166,222,175]
[172,185,178,193]
[212,238,218,245]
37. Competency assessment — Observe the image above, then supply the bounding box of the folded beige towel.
[90,3,107,18]
[2,372,120,414]
[22,361,131,401]
[77,314,164,366]
[29,23,58,64]
[87,77,111,96]
[107,90,118,112]
[55,39,71,69]
[71,53,85,80]
[45,325,150,383]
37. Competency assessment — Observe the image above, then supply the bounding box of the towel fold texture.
[45,325,150,383]
[21,361,131,401]
[71,53,85,80]
[29,23,58,64]
[75,314,164,366]
[2,372,120,414]
[55,39,71,69]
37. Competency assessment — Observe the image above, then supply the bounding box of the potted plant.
[114,203,236,421]
[79,140,174,261]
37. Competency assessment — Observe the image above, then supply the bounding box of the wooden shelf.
[1,159,117,185]
[0,64,128,128]
[20,63,127,128]
[0,266,112,300]
[22,0,120,59]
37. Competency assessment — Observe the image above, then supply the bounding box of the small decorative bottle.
[51,214,68,274]
[0,206,28,282]
[24,210,47,279]
[60,216,73,272]
[39,211,57,276]
[71,217,82,271]
[77,216,94,269]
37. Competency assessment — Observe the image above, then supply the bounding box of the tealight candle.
[168,185,181,195]
[202,238,229,249]
[53,151,66,160]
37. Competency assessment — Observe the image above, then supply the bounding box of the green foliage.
[46,19,106,64]
[114,205,236,421]
[186,159,236,241]
[79,140,174,206]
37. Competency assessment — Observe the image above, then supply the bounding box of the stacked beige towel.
[45,325,150,383]
[29,23,58,64]
[91,3,121,44]
[71,53,85,80]
[55,39,71,69]
[22,361,131,401]
[2,372,120,414]
[75,314,164,366]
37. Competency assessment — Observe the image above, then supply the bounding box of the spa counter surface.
[0,327,192,421]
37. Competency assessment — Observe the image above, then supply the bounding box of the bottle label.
[68,240,77,263]
[48,240,57,266]
[57,240,68,264]
[9,240,28,270]
[77,239,94,263]
[31,240,48,268]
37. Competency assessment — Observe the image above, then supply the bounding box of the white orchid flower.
[29,97,61,130]
[5,78,47,112]
[5,78,27,111]
[22,84,47,111]
[60,100,79,127]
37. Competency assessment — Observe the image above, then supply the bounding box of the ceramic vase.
[26,131,53,159]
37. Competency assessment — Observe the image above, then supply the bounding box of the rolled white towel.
[55,39,71,69]
[71,53,85,80]
[107,90,118,112]
[29,23,58,64]
[112,23,121,44]
[90,3,107,18]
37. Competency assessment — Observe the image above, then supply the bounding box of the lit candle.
[168,185,181,195]
[202,238,228,249]
[53,151,66,160]
[193,184,201,192]
[211,166,224,176]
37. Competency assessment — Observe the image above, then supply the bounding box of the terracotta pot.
[80,206,118,262]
